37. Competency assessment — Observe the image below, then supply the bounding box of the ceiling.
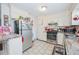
[11,3,73,17]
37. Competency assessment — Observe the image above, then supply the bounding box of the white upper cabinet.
[72,4,79,25]
[1,3,10,26]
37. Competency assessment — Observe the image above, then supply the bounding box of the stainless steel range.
[47,31,57,40]
[47,30,57,44]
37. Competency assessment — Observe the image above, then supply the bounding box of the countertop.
[0,34,21,41]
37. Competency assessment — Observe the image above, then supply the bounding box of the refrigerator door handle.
[21,21,22,35]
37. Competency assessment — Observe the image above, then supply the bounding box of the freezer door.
[19,20,32,30]
[19,30,32,51]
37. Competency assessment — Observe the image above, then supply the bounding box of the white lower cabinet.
[66,39,79,55]
[57,32,64,45]
[66,44,79,55]
[7,37,22,55]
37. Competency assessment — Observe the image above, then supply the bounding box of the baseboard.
[32,38,38,42]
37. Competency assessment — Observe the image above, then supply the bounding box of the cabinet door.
[1,4,10,26]
[72,10,79,25]
[57,33,64,45]
[7,37,22,55]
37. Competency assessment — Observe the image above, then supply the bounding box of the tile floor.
[47,39,57,44]
[23,40,54,55]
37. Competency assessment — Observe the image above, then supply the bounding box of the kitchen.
[0,3,79,55]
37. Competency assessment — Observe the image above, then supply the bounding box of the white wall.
[10,5,32,18]
[32,17,38,40]
[36,11,72,41]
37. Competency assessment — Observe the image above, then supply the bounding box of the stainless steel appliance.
[47,31,57,40]
[14,20,32,51]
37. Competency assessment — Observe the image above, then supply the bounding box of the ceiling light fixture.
[39,6,47,11]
